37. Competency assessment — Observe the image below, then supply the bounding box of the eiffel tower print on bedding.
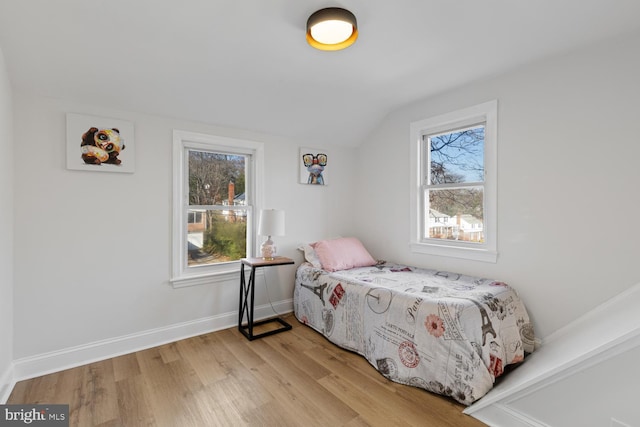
[294,261,535,405]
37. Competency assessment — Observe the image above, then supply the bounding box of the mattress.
[293,261,535,404]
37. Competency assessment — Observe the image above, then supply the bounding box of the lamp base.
[261,236,277,260]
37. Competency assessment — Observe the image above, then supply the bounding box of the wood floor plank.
[289,322,401,392]
[175,333,230,385]
[115,376,156,426]
[263,326,332,381]
[111,352,141,383]
[68,360,119,426]
[218,328,267,370]
[343,415,375,427]
[319,372,420,427]
[9,373,57,404]
[254,337,360,425]
[219,347,277,409]
[8,314,487,426]
[248,360,354,427]
[134,347,206,426]
[188,380,249,427]
[393,380,484,427]
[157,341,181,364]
[90,360,119,425]
[246,400,309,427]
[303,337,398,392]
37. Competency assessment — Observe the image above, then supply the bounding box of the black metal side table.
[238,256,294,340]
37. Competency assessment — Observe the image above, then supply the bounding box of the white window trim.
[171,130,264,288]
[409,100,498,263]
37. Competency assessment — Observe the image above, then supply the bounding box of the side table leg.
[248,266,256,338]
[238,264,245,333]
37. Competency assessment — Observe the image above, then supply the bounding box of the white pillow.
[297,243,322,268]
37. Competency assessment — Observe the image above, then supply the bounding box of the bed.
[293,238,535,405]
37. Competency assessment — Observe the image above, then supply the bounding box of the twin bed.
[293,237,535,405]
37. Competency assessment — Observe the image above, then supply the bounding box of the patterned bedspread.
[293,262,535,404]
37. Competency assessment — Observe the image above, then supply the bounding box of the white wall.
[12,93,356,361]
[354,31,640,340]
[0,44,14,401]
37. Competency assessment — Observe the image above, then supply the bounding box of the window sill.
[410,242,497,263]
[170,266,262,289]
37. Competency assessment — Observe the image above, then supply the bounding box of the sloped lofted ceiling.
[1,0,639,147]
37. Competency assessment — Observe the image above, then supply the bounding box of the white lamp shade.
[258,209,285,237]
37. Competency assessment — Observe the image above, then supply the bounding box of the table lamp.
[258,209,285,260]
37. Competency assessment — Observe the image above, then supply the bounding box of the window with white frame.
[409,100,498,262]
[172,130,264,287]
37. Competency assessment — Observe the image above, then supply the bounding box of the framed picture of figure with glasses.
[299,147,328,185]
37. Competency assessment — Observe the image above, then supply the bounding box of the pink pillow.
[311,237,376,272]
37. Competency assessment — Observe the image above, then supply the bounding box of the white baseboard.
[470,403,551,427]
[12,300,293,385]
[0,363,15,404]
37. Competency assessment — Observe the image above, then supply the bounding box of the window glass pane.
[187,211,203,224]
[428,125,484,184]
[427,188,484,243]
[187,209,247,266]
[188,150,246,206]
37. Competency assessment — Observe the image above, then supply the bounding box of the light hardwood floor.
[9,314,487,426]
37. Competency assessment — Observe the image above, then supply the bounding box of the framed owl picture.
[66,113,135,173]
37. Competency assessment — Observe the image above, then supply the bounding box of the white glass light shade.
[258,209,285,237]
[306,8,358,51]
[258,209,285,259]
[310,20,353,45]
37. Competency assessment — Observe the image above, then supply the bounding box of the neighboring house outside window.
[410,100,498,262]
[172,130,264,287]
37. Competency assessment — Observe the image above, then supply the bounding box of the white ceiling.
[1,0,639,147]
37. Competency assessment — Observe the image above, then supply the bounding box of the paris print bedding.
[293,262,535,404]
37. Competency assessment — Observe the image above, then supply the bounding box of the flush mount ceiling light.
[306,7,358,51]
